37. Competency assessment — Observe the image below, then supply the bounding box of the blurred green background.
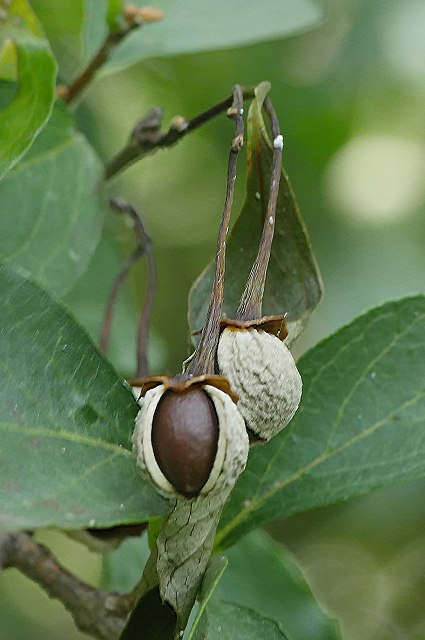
[2,0,425,637]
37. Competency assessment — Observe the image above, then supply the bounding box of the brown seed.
[151,387,219,498]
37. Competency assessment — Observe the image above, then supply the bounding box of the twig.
[187,85,244,377]
[0,531,132,640]
[100,247,144,355]
[104,86,255,181]
[58,28,137,104]
[58,6,164,104]
[100,198,156,378]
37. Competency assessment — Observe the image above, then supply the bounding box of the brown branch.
[104,86,255,181]
[0,531,133,640]
[58,28,136,104]
[58,6,164,104]
[187,85,244,377]
[100,198,156,378]
[100,247,144,355]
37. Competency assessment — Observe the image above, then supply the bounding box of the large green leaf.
[106,0,124,30]
[188,554,289,640]
[100,533,151,593]
[188,85,322,344]
[198,600,289,640]
[0,104,105,294]
[0,264,168,531]
[214,530,341,640]
[29,0,84,79]
[30,0,107,80]
[82,0,108,62]
[187,555,228,640]
[216,296,425,548]
[0,0,57,179]
[103,0,325,74]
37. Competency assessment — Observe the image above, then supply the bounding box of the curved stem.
[100,246,144,355]
[187,86,244,377]
[100,199,156,378]
[235,97,282,321]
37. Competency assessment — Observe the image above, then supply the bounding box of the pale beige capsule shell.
[132,383,249,499]
[217,327,302,440]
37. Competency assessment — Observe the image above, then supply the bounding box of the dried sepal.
[220,314,288,339]
[135,373,238,403]
[217,326,302,441]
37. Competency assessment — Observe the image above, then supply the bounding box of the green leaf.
[216,296,425,549]
[0,79,15,106]
[101,534,151,593]
[188,85,322,345]
[214,530,341,640]
[201,600,289,640]
[0,0,57,178]
[187,555,228,640]
[82,0,108,63]
[30,0,107,80]
[107,0,124,30]
[29,0,84,78]
[0,264,168,531]
[103,0,325,74]
[0,104,105,294]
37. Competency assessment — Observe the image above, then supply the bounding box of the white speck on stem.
[240,108,244,115]
[273,134,284,149]
[268,216,274,225]
[255,192,261,201]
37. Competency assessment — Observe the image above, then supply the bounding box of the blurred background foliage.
[1,0,425,638]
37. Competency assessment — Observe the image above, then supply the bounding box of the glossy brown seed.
[151,387,219,498]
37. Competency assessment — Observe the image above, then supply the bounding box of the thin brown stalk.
[58,27,136,104]
[58,8,163,104]
[235,96,283,321]
[100,199,156,378]
[187,85,244,377]
[99,247,144,355]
